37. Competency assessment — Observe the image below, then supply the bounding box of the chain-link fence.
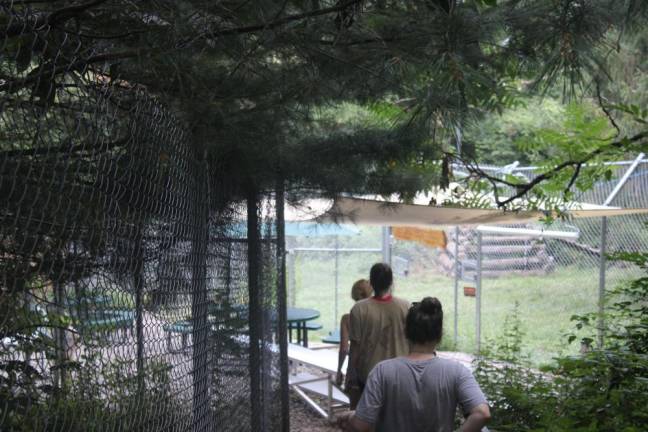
[451,158,648,364]
[290,159,648,366]
[2,2,647,428]
[0,4,286,430]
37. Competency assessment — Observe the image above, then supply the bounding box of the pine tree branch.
[0,50,140,93]
[201,0,364,38]
[1,0,108,39]
[47,0,108,25]
[0,135,130,159]
[315,36,399,46]
[0,13,48,38]
[596,81,621,138]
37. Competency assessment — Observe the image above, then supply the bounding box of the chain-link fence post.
[382,227,392,265]
[133,221,145,395]
[53,281,67,391]
[191,154,210,432]
[598,153,645,347]
[597,216,608,348]
[247,187,263,431]
[334,236,340,330]
[288,251,296,307]
[275,179,290,432]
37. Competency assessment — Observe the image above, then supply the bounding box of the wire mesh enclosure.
[436,160,648,362]
[289,160,648,365]
[0,6,286,429]
[2,2,647,429]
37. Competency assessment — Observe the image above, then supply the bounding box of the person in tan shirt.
[348,263,410,404]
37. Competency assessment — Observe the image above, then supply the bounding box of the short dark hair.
[369,263,393,296]
[405,297,443,345]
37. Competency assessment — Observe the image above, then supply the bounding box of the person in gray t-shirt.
[337,297,491,432]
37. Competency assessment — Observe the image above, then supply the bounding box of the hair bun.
[420,297,442,314]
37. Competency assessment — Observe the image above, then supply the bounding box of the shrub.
[475,248,648,431]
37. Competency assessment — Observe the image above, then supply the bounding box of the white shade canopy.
[286,197,648,227]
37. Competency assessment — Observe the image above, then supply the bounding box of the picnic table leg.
[297,323,302,346]
[327,373,333,419]
[289,326,293,343]
[303,322,309,348]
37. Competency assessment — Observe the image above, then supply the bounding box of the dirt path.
[290,394,338,432]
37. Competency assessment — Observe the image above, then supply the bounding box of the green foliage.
[1,353,188,432]
[599,30,648,136]
[516,104,614,159]
[465,97,565,165]
[458,101,636,211]
[474,303,558,431]
[475,236,648,431]
[3,0,646,203]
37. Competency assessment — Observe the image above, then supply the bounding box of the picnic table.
[162,315,228,353]
[287,307,320,347]
[288,343,349,418]
[65,295,135,340]
[162,304,321,352]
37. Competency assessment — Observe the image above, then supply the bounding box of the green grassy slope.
[290,227,638,366]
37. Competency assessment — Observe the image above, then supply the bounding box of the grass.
[290,227,640,366]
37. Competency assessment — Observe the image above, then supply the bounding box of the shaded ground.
[290,393,338,432]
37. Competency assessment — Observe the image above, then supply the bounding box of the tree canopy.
[2,0,648,209]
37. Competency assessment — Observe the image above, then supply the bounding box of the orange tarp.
[392,227,447,249]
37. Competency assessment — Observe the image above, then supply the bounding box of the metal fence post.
[191,157,209,432]
[247,188,262,431]
[53,281,67,391]
[334,235,340,330]
[597,216,608,348]
[453,227,459,347]
[476,231,482,353]
[288,251,296,307]
[597,153,645,347]
[381,226,392,265]
[133,222,145,395]
[275,180,290,432]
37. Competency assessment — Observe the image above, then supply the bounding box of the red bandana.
[372,294,393,302]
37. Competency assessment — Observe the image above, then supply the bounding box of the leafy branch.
[452,130,648,208]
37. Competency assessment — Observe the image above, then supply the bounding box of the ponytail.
[405,297,443,344]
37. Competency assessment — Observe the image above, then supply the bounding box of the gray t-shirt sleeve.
[354,364,384,424]
[456,365,488,414]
